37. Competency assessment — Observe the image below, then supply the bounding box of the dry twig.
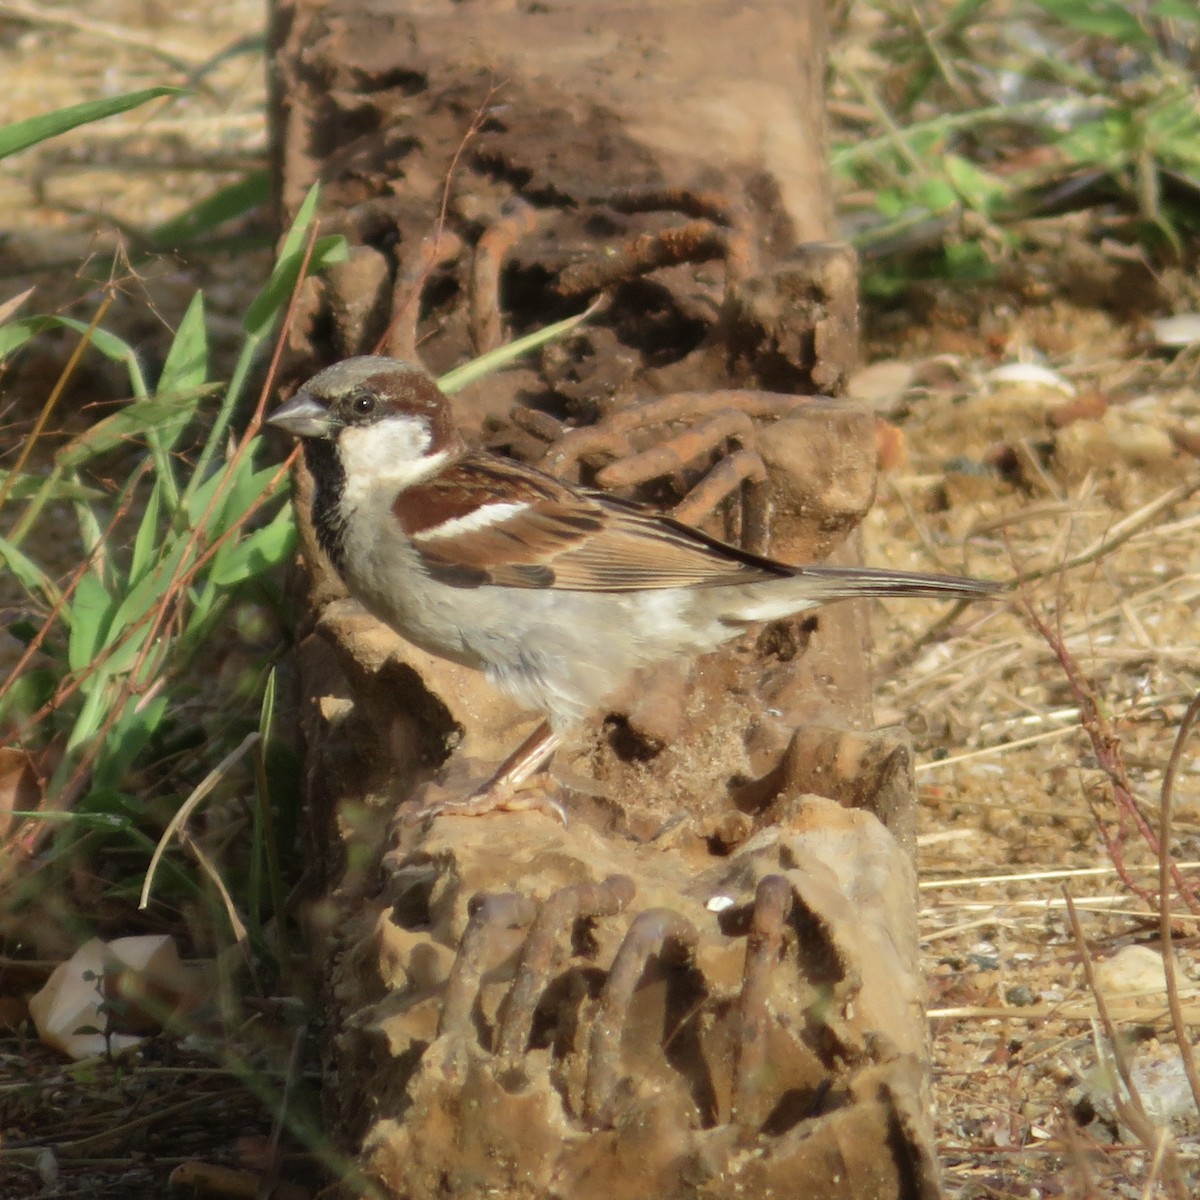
[1158,690,1200,1117]
[1064,891,1189,1200]
[1023,600,1200,915]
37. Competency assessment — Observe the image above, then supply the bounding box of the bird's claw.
[402,771,568,826]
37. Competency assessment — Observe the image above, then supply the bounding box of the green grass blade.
[66,680,111,754]
[186,187,346,502]
[254,667,291,983]
[147,291,212,505]
[1,316,148,396]
[0,470,104,502]
[67,572,116,674]
[0,320,37,361]
[7,810,130,831]
[0,532,62,606]
[207,504,296,586]
[104,541,190,656]
[0,88,184,160]
[158,292,210,397]
[151,171,270,248]
[54,390,213,472]
[129,481,164,585]
[71,489,110,590]
[1026,0,1151,45]
[437,299,602,394]
[92,692,170,793]
[241,230,347,342]
[244,184,327,340]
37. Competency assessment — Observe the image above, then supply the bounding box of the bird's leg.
[406,721,566,823]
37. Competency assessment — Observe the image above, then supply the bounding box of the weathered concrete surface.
[271,1,940,1195]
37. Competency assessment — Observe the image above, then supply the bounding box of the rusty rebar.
[672,450,771,554]
[732,875,794,1127]
[595,410,757,488]
[583,907,699,1127]
[439,892,537,1040]
[557,220,729,299]
[584,186,759,282]
[495,875,636,1066]
[470,199,540,353]
[539,390,809,475]
[385,229,464,361]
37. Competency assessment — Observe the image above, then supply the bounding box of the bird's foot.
[401,721,567,826]
[402,771,567,826]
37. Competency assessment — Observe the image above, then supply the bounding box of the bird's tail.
[794,564,1001,601]
[728,564,1001,623]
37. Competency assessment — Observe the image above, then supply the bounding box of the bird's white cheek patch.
[338,420,447,503]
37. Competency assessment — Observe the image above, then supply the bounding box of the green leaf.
[68,572,116,674]
[0,667,57,725]
[207,506,297,586]
[0,470,104,502]
[1152,0,1199,20]
[182,468,226,527]
[946,0,991,27]
[0,316,147,395]
[207,463,288,532]
[91,693,170,793]
[188,190,346,499]
[914,177,959,214]
[68,680,111,751]
[0,88,184,160]
[104,541,190,657]
[55,391,213,471]
[259,667,278,746]
[943,242,996,282]
[152,293,211,481]
[7,809,129,830]
[129,483,164,585]
[871,188,908,220]
[0,532,61,606]
[0,320,38,361]
[243,185,349,340]
[1027,0,1151,46]
[943,154,1007,215]
[438,299,602,394]
[158,292,209,396]
[150,171,270,247]
[72,491,109,591]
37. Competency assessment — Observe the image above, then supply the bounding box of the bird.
[268,356,999,819]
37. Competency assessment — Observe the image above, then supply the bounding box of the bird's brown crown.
[301,357,456,452]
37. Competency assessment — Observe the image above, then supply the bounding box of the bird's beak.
[267,392,332,438]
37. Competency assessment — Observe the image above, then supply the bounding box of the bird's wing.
[393,453,790,590]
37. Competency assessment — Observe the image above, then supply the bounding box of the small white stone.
[1151,313,1200,347]
[986,362,1075,395]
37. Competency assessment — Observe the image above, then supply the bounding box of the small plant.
[1,155,598,947]
[832,0,1200,292]
[0,183,347,941]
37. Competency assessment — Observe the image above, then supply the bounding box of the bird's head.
[268,356,459,478]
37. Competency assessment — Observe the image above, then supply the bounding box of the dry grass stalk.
[1157,690,1200,1117]
[1064,891,1190,1200]
[1023,600,1200,915]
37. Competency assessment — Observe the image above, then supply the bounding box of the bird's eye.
[352,393,376,417]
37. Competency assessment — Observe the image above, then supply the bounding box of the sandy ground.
[860,304,1200,1194]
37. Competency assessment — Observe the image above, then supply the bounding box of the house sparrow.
[269,356,999,818]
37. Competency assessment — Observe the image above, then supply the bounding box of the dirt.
[2,2,1199,1199]
[860,284,1200,1197]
